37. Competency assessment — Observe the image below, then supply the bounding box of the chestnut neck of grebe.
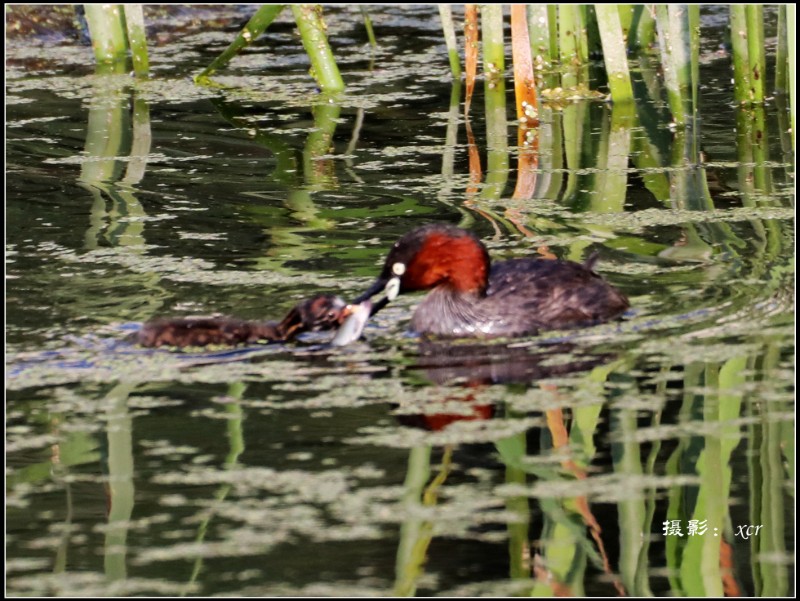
[401,228,490,294]
[355,224,492,307]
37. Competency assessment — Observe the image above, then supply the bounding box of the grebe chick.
[135,294,350,348]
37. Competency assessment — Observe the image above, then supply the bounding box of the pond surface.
[6,5,794,597]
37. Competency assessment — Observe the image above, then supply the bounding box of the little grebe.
[354,223,629,337]
[135,294,351,348]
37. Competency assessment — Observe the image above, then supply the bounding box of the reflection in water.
[211,95,342,271]
[103,383,135,582]
[414,338,610,387]
[396,337,612,432]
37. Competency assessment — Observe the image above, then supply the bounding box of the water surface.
[6,5,794,597]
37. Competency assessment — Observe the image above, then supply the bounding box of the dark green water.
[6,5,794,597]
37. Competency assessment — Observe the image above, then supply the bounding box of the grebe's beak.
[353,275,401,317]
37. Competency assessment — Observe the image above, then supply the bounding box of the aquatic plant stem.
[616,4,633,43]
[360,6,377,48]
[527,5,550,62]
[775,5,787,94]
[443,83,461,175]
[481,4,504,88]
[688,5,700,124]
[654,5,693,125]
[83,4,128,64]
[595,4,634,104]
[730,5,766,105]
[481,4,509,202]
[527,5,558,89]
[292,5,345,93]
[729,5,750,104]
[123,5,148,77]
[628,4,656,51]
[195,5,285,82]
[745,5,766,104]
[558,4,583,89]
[438,5,461,79]
[576,6,591,63]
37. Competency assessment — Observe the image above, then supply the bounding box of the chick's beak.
[333,307,349,326]
[330,300,372,347]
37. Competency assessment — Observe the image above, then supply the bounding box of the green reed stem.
[547,5,559,63]
[123,5,148,77]
[745,5,767,104]
[557,5,579,62]
[688,5,700,122]
[616,4,633,41]
[481,4,505,75]
[292,5,345,93]
[481,4,509,201]
[730,5,766,105]
[438,5,461,79]
[595,4,634,104]
[775,5,788,94]
[729,5,750,104]
[83,4,128,63]
[527,4,551,63]
[360,6,377,48]
[654,5,693,125]
[631,4,656,51]
[583,5,601,58]
[441,81,461,183]
[527,5,559,89]
[577,6,591,62]
[195,5,284,81]
[558,4,583,89]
